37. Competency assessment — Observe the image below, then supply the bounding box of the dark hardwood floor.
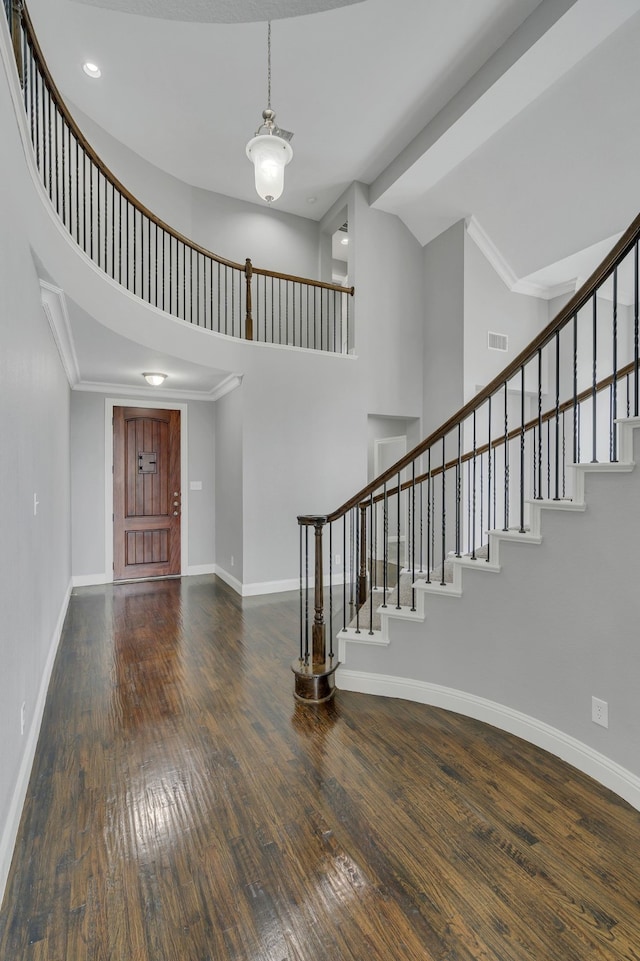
[1,574,639,960]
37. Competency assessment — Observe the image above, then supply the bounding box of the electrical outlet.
[20,701,26,735]
[592,696,608,728]
[335,553,342,566]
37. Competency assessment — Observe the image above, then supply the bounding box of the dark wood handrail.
[298,212,640,526]
[19,3,353,297]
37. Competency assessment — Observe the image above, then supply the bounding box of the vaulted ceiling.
[28,0,640,287]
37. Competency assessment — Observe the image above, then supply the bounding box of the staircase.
[295,218,640,811]
[336,420,640,810]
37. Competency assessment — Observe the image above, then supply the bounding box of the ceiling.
[23,0,640,394]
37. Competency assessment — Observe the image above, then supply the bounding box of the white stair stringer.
[336,417,640,811]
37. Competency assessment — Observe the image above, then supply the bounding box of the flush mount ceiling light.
[82,61,101,78]
[246,22,293,205]
[142,372,167,386]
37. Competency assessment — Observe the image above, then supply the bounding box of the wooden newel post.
[358,504,368,606]
[11,0,24,83]
[292,516,339,704]
[244,258,253,341]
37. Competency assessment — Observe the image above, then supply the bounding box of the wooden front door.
[113,407,181,580]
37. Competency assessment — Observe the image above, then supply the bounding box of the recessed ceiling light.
[340,237,349,245]
[83,61,101,78]
[142,372,167,387]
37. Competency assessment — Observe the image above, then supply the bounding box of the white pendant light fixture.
[246,22,293,205]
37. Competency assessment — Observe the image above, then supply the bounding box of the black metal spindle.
[355,505,361,632]
[455,422,461,557]
[635,241,639,417]
[466,459,471,555]
[479,451,484,550]
[440,437,446,586]
[346,292,350,354]
[503,382,509,530]
[419,478,424,573]
[299,524,304,661]
[47,78,52,200]
[111,183,116,280]
[54,102,59,214]
[492,445,497,534]
[304,524,309,663]
[89,159,94,262]
[573,312,578,465]
[96,171,101,269]
[342,513,347,631]
[487,396,492,562]
[411,460,416,611]
[547,419,551,500]
[382,482,388,607]
[369,493,375,632]
[396,471,401,609]
[562,411,566,498]
[554,330,560,498]
[75,140,79,244]
[592,294,598,463]
[329,522,334,654]
[33,52,40,171]
[428,450,433,583]
[472,410,477,558]
[537,348,543,498]
[612,267,618,462]
[519,365,526,533]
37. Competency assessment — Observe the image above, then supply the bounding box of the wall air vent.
[488,331,508,352]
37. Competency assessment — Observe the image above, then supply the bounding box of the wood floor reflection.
[1,575,640,960]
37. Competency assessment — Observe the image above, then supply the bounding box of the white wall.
[0,20,72,900]
[464,230,548,400]
[70,102,195,239]
[350,182,424,419]
[423,221,465,436]
[214,385,243,584]
[190,187,321,279]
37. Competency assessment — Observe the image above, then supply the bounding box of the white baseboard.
[72,572,110,587]
[336,669,640,812]
[187,564,217,576]
[242,572,348,597]
[0,579,72,905]
[242,577,299,596]
[214,566,244,595]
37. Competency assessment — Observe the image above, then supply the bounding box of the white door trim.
[105,399,189,580]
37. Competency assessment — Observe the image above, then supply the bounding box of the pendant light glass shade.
[246,132,293,204]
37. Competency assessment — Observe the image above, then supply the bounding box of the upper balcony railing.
[3,1,354,351]
[293,211,640,702]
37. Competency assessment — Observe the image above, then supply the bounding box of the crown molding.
[465,216,578,302]
[39,281,82,387]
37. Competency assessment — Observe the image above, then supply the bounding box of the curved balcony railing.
[2,0,353,351]
[294,212,640,701]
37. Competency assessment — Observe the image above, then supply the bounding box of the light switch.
[190,481,203,491]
